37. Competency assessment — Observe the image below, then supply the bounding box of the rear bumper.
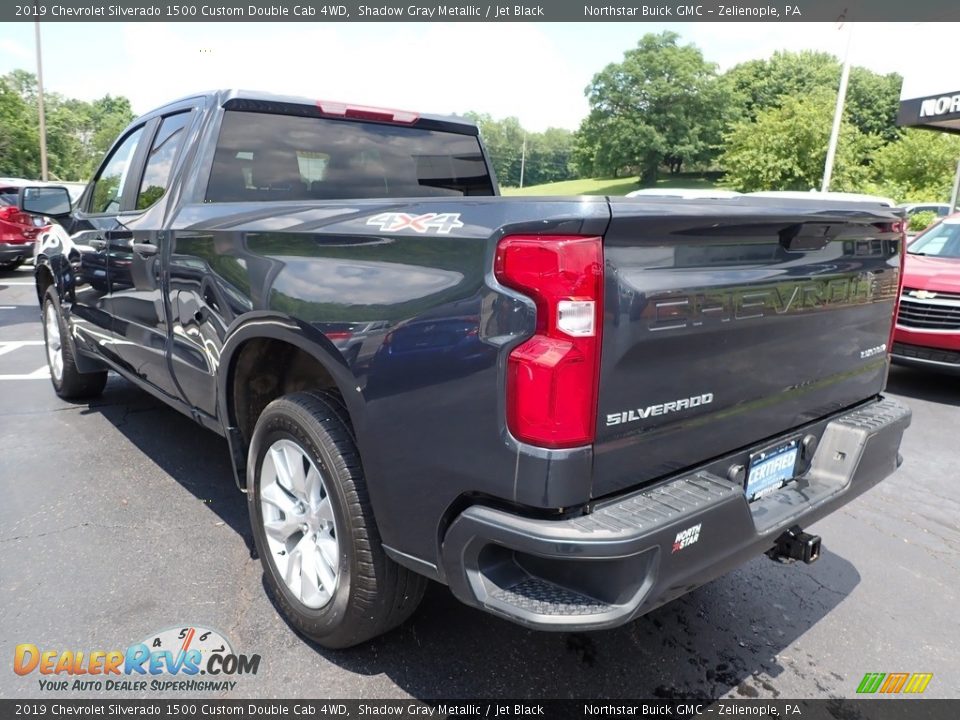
[440,397,911,630]
[0,242,33,261]
[891,340,960,373]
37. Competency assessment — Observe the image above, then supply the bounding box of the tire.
[248,390,426,648]
[0,257,25,271]
[42,288,108,399]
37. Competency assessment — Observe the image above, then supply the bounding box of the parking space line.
[0,366,49,380]
[0,280,36,286]
[0,341,45,357]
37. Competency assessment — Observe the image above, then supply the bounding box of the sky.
[0,22,957,132]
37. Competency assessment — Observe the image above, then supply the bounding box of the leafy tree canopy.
[866,129,960,203]
[719,90,880,193]
[574,31,730,183]
[0,77,40,177]
[464,112,575,188]
[722,50,903,143]
[0,71,135,181]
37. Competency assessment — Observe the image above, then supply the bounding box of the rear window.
[206,110,494,202]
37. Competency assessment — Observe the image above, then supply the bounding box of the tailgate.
[593,198,903,498]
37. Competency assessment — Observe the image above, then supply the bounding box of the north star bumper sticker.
[366,212,464,234]
[672,523,701,553]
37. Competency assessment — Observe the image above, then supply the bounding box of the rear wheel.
[248,390,426,648]
[42,288,108,399]
[0,257,25,271]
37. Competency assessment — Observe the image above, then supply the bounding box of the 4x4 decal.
[366,212,464,234]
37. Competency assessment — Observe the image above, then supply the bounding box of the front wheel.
[42,288,108,399]
[248,390,426,648]
[0,257,25,271]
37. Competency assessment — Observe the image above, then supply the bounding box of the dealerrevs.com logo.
[13,626,260,692]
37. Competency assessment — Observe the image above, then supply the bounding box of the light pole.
[950,158,960,213]
[519,133,527,189]
[821,22,854,192]
[34,20,49,181]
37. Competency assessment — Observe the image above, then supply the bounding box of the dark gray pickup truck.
[21,90,911,648]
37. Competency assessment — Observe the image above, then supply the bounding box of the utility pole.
[34,21,49,181]
[821,22,854,192]
[950,157,960,213]
[519,134,526,189]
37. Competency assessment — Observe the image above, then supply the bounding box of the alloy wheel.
[259,439,340,609]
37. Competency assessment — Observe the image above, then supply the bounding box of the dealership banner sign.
[898,92,960,133]
[4,0,960,22]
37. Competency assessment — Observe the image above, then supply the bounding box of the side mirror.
[18,186,72,218]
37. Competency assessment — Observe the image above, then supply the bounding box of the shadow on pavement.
[87,373,862,701]
[80,377,253,550]
[273,549,860,700]
[886,365,960,407]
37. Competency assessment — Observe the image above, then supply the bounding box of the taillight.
[494,235,603,448]
[874,220,907,235]
[325,331,353,341]
[0,205,32,226]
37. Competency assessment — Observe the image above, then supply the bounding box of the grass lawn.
[502,173,720,197]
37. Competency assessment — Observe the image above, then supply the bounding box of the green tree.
[87,95,135,174]
[0,70,135,181]
[867,129,960,202]
[719,90,879,193]
[5,69,38,101]
[575,31,729,184]
[465,112,525,187]
[846,67,903,143]
[723,50,840,121]
[908,211,938,233]
[465,113,575,187]
[722,51,902,143]
[521,127,575,186]
[44,98,95,180]
[0,77,40,176]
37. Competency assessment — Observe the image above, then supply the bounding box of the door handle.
[88,238,106,250]
[132,242,158,257]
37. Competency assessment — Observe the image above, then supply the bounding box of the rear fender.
[217,312,368,491]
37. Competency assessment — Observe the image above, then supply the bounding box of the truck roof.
[139,89,480,135]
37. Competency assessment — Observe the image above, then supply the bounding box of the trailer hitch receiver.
[768,525,821,564]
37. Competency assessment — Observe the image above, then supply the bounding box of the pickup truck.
[22,90,911,648]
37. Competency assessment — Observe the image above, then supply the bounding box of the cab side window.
[88,127,144,215]
[136,112,191,210]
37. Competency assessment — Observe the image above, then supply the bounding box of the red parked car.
[0,184,45,270]
[892,213,960,372]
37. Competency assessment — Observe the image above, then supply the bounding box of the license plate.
[745,439,799,501]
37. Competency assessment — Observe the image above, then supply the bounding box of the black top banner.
[4,0,960,22]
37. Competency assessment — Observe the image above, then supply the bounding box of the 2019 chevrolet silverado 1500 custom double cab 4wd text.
[21,90,911,648]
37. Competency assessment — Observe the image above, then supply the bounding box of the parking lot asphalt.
[1,265,958,701]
